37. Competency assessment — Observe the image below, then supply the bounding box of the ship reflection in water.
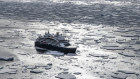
[35,32,77,54]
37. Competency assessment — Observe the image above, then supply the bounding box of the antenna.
[48,30,50,34]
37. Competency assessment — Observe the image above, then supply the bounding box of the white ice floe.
[55,72,76,79]
[0,69,17,74]
[47,51,64,56]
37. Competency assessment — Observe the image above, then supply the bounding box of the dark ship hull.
[35,41,77,54]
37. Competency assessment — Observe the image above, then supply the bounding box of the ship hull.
[35,41,76,54]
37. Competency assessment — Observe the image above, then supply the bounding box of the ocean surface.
[0,0,140,27]
[0,0,140,79]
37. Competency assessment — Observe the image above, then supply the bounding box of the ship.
[35,32,77,54]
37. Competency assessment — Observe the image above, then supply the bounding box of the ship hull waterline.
[35,42,77,54]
